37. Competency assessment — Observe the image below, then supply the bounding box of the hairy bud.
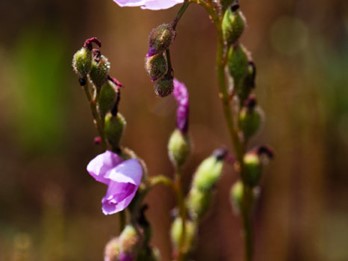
[227,44,249,93]
[239,96,262,140]
[168,129,190,168]
[90,54,110,89]
[154,75,174,97]
[186,187,212,220]
[192,149,227,191]
[148,23,175,56]
[104,113,126,151]
[222,2,246,45]
[170,218,196,254]
[98,80,120,119]
[230,180,243,213]
[145,52,168,81]
[72,47,92,79]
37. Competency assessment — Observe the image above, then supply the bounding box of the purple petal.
[101,159,143,215]
[87,150,123,185]
[113,0,184,10]
[173,79,189,133]
[102,182,137,215]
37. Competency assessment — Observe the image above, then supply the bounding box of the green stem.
[172,1,191,30]
[241,185,254,261]
[203,3,252,260]
[119,211,126,232]
[82,81,107,148]
[174,167,187,261]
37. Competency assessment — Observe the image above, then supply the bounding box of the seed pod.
[222,2,246,45]
[148,23,175,56]
[145,52,168,81]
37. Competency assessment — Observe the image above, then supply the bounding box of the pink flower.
[173,79,189,133]
[113,0,184,10]
[87,151,143,215]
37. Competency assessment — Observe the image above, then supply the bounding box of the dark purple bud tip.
[79,77,87,86]
[231,2,240,12]
[244,95,257,109]
[83,37,101,50]
[92,49,102,62]
[108,75,123,88]
[213,148,229,161]
[257,145,274,159]
[94,136,102,145]
[147,48,157,57]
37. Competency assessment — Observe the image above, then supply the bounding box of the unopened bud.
[168,129,190,167]
[104,113,126,151]
[230,180,243,213]
[72,47,92,78]
[145,52,168,81]
[170,218,196,254]
[148,24,175,56]
[104,237,120,261]
[192,149,227,191]
[118,225,141,257]
[239,97,262,140]
[227,44,249,92]
[186,187,212,220]
[154,75,174,97]
[222,2,246,45]
[90,53,110,89]
[243,152,262,187]
[98,80,119,119]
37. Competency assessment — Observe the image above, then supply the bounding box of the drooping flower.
[87,151,143,215]
[173,78,189,133]
[113,0,184,10]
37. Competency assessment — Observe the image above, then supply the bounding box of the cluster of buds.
[222,1,273,214]
[145,23,176,97]
[72,37,125,152]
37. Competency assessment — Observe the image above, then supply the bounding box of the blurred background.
[0,0,347,260]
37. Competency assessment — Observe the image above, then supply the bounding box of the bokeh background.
[0,0,347,260]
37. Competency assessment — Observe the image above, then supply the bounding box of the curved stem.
[172,1,191,30]
[82,81,106,148]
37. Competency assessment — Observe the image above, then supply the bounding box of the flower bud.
[222,2,246,45]
[104,113,126,151]
[230,180,243,213]
[243,152,262,187]
[118,225,141,257]
[72,47,92,79]
[98,80,119,119]
[192,149,227,191]
[148,23,175,56]
[239,96,262,140]
[168,129,190,167]
[186,186,212,220]
[90,53,110,89]
[154,75,174,97]
[170,217,196,254]
[227,44,249,92]
[145,52,168,81]
[104,237,120,261]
